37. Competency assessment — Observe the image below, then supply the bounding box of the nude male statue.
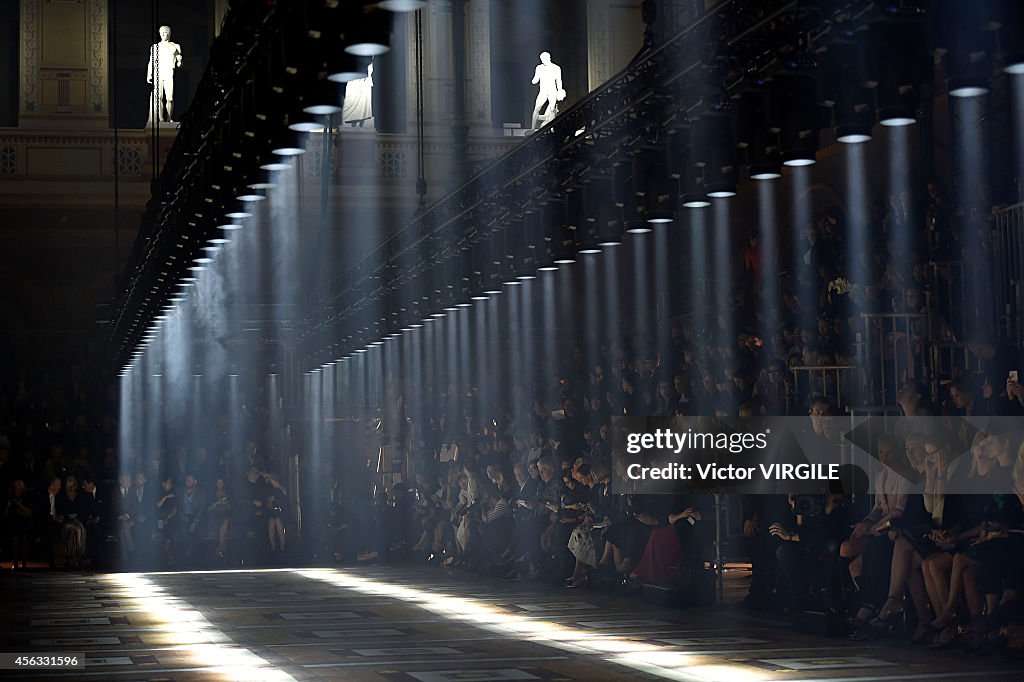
[147,25,183,123]
[531,52,565,129]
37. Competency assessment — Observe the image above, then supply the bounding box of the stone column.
[586,0,643,92]
[20,0,108,127]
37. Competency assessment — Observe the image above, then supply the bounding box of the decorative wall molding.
[1,146,16,175]
[20,0,40,114]
[587,0,612,91]
[20,0,108,120]
[467,0,491,125]
[88,0,107,114]
[379,148,409,179]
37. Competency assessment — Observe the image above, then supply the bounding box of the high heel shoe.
[928,622,958,648]
[876,596,905,622]
[869,596,905,633]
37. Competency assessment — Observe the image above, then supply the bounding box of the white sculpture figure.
[343,61,375,128]
[147,25,182,124]
[531,51,565,129]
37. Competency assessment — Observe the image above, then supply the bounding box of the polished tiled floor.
[1,566,1022,681]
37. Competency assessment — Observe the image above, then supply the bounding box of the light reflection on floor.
[104,573,296,681]
[296,568,767,682]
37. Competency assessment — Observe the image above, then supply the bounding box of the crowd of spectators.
[0,357,292,571]
[325,180,1024,651]
[3,179,1024,652]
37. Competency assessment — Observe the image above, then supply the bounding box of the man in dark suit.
[114,473,136,562]
[130,471,154,565]
[39,476,63,568]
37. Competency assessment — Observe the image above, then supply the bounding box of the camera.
[793,494,824,516]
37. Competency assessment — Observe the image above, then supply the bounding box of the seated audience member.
[771,493,849,612]
[41,476,63,568]
[841,433,910,625]
[79,474,102,565]
[4,480,32,569]
[630,494,712,590]
[599,493,667,576]
[923,430,1018,646]
[477,484,514,564]
[867,431,934,637]
[154,474,179,563]
[564,461,614,586]
[56,476,87,569]
[130,471,154,559]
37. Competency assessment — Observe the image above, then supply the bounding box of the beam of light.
[632,230,651,359]
[843,141,869,311]
[518,279,536,421]
[886,124,914,294]
[455,302,470,430]
[712,199,734,357]
[654,225,671,381]
[602,245,621,376]
[789,165,816,338]
[473,297,489,434]
[953,95,992,332]
[756,181,780,333]
[1013,75,1024,213]
[542,269,560,409]
[689,208,711,359]
[296,568,767,682]
[103,573,295,681]
[506,284,524,417]
[584,257,601,429]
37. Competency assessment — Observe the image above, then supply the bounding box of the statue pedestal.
[144,121,179,130]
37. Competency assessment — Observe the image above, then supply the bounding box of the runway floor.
[1,566,1022,681]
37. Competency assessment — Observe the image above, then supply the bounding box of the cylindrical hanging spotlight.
[343,3,393,57]
[700,112,738,197]
[772,73,819,166]
[303,78,345,115]
[612,161,649,232]
[379,0,427,12]
[633,149,677,222]
[938,0,993,99]
[327,53,371,84]
[823,41,874,143]
[868,21,926,126]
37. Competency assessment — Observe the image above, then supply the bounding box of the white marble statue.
[147,25,183,124]
[343,61,375,128]
[531,51,565,129]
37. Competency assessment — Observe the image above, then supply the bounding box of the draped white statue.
[147,25,182,124]
[343,62,375,128]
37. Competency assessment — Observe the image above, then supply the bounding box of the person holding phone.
[1004,369,1024,415]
